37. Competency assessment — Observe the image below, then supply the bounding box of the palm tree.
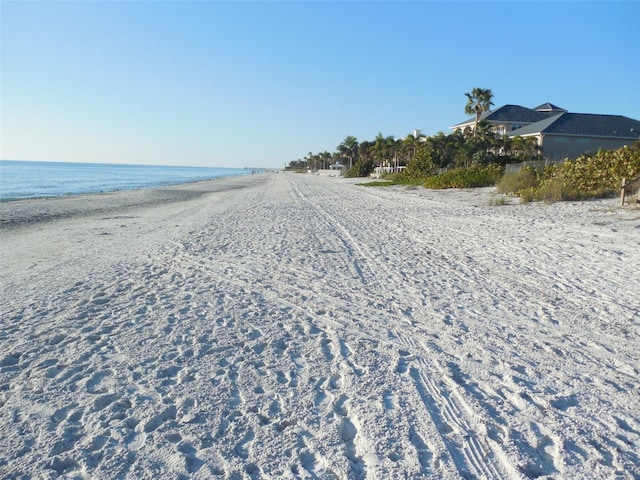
[492,134,512,158]
[372,132,387,168]
[465,87,494,137]
[338,136,359,169]
[402,130,426,164]
[511,136,541,161]
[358,141,373,164]
[426,132,453,168]
[372,133,396,172]
[321,151,332,170]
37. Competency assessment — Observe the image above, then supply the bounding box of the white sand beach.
[1,172,639,479]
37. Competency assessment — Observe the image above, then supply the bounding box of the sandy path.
[1,173,639,479]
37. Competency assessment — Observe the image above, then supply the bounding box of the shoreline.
[0,171,253,204]
[0,160,255,203]
[0,172,269,230]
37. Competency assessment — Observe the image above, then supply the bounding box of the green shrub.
[496,167,540,195]
[423,164,505,189]
[344,159,375,178]
[554,146,640,199]
[506,145,640,202]
[403,146,437,179]
[535,175,566,202]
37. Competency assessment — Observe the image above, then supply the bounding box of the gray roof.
[533,102,567,112]
[508,114,564,136]
[510,112,640,139]
[451,104,554,128]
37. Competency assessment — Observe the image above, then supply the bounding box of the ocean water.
[0,160,251,201]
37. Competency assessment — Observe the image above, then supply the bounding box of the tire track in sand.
[289,176,517,479]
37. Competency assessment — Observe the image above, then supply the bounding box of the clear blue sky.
[2,1,638,169]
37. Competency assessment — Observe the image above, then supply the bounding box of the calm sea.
[0,160,251,201]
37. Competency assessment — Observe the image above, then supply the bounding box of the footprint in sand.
[234,429,255,460]
[85,369,113,393]
[409,429,434,471]
[383,390,397,410]
[142,405,177,433]
[520,424,560,478]
[320,338,335,361]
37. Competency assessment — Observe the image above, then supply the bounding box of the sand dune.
[1,172,639,478]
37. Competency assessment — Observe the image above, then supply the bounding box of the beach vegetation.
[358,180,404,187]
[496,167,540,195]
[344,158,376,178]
[285,158,308,172]
[338,136,359,170]
[394,146,437,181]
[423,164,505,189]
[497,144,640,202]
[286,88,543,176]
[286,88,636,205]
[285,88,540,175]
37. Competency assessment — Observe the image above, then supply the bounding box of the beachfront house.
[328,162,347,176]
[451,103,640,161]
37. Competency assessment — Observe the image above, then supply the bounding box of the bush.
[393,146,437,183]
[423,164,505,189]
[553,146,640,199]
[496,167,540,195]
[504,145,640,202]
[344,159,375,178]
